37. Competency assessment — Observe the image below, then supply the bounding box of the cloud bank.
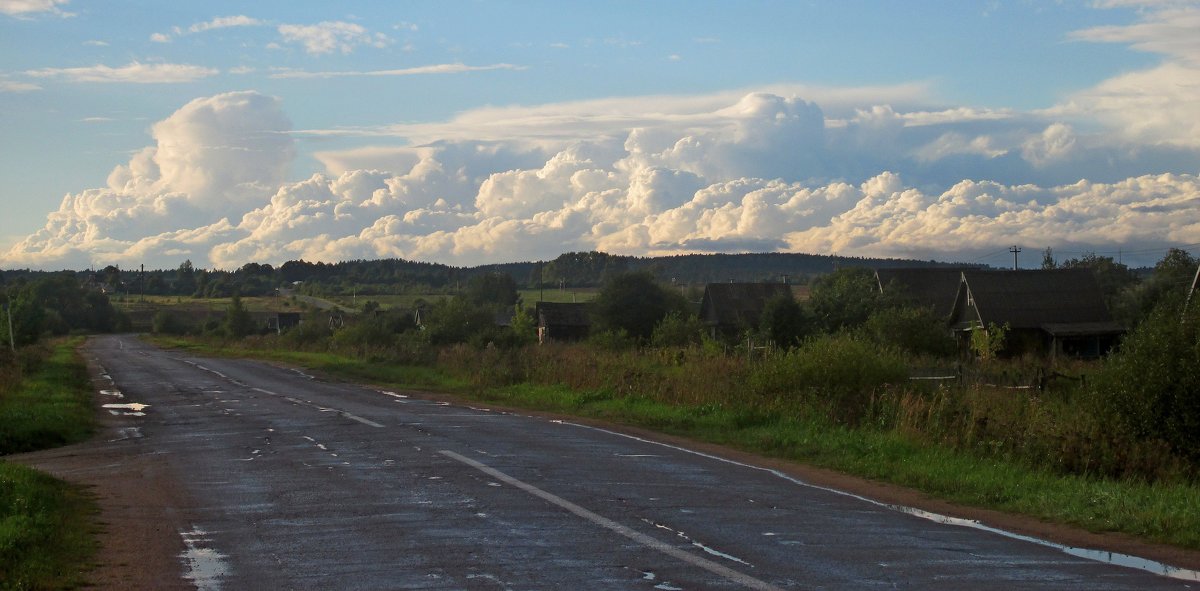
[5,80,1199,272]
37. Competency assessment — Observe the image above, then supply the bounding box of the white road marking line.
[439,450,783,591]
[253,387,384,428]
[179,358,386,428]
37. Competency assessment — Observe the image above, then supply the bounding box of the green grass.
[0,338,99,590]
[0,462,97,590]
[0,340,94,455]
[519,288,598,304]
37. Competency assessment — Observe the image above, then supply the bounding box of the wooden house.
[700,282,793,339]
[949,269,1124,358]
[266,312,301,334]
[535,302,591,344]
[874,268,969,319]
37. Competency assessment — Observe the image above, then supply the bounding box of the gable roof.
[700,282,793,328]
[953,268,1114,329]
[875,267,968,318]
[535,302,591,327]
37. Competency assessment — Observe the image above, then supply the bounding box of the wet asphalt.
[85,335,1197,590]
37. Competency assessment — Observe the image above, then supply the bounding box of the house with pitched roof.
[700,282,794,339]
[874,267,971,319]
[949,268,1124,358]
[535,302,591,344]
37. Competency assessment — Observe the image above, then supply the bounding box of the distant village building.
[874,267,970,319]
[949,269,1124,358]
[536,302,591,344]
[267,312,301,334]
[700,282,793,339]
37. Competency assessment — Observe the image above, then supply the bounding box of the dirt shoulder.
[8,355,193,591]
[9,354,1200,589]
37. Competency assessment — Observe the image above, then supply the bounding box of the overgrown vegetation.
[0,339,98,590]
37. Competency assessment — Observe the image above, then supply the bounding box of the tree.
[223,294,256,338]
[758,294,810,348]
[175,260,196,296]
[464,273,519,309]
[807,268,880,333]
[1118,248,1197,324]
[1059,253,1137,311]
[592,271,686,343]
[1041,247,1056,270]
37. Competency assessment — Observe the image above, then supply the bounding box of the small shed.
[267,312,302,334]
[700,282,793,339]
[875,268,968,319]
[949,269,1124,358]
[536,302,591,344]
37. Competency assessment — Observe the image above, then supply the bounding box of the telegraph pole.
[1009,245,1022,270]
[4,298,14,352]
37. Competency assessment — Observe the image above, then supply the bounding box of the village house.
[535,302,591,344]
[699,282,793,339]
[874,267,972,319]
[949,268,1124,358]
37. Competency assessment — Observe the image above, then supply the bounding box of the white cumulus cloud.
[277,21,389,55]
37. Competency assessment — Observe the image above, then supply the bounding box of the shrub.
[1091,302,1200,463]
[863,306,956,357]
[650,311,705,348]
[749,333,907,423]
[151,310,188,335]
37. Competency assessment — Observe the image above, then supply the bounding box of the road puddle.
[102,402,150,416]
[179,526,228,590]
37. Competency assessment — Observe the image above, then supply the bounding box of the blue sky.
[2,0,1198,270]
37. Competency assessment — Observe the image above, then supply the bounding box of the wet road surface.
[84,335,1197,590]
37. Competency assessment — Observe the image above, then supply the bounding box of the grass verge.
[0,463,97,590]
[0,338,98,590]
[144,336,1200,551]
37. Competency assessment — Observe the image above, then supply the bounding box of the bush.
[1091,302,1200,463]
[650,311,705,348]
[151,310,189,335]
[863,306,956,357]
[749,333,907,423]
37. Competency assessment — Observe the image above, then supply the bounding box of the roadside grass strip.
[0,339,94,455]
[0,338,99,590]
[0,462,97,591]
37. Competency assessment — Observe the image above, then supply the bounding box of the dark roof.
[535,302,591,327]
[954,269,1113,329]
[875,268,967,318]
[701,282,793,327]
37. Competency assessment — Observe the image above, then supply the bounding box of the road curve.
[67,335,1198,589]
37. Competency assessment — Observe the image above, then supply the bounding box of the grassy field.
[146,335,1200,551]
[325,293,450,310]
[519,287,599,304]
[0,339,99,590]
[112,294,296,314]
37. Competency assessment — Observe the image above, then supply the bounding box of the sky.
[1,0,1198,271]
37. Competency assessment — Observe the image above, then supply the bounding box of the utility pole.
[1009,245,1022,270]
[4,298,14,353]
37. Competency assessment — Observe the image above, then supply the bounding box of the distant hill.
[482,251,972,287]
[1,251,976,297]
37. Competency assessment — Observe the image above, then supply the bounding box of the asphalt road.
[81,334,1196,590]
